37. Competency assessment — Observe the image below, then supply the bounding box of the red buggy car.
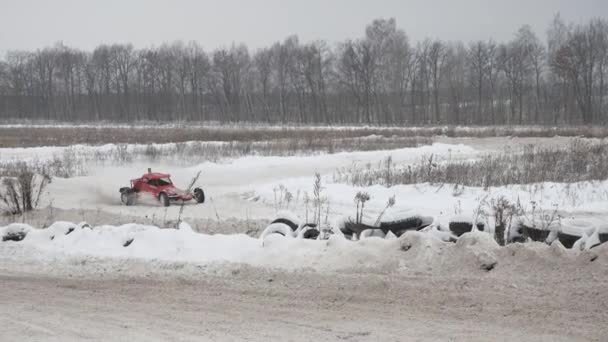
[119,171,205,207]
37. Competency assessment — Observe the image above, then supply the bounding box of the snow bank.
[2,221,600,277]
[1,222,408,272]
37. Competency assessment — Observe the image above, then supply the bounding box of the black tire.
[449,221,485,237]
[302,229,320,240]
[380,217,421,231]
[521,225,551,242]
[449,221,473,237]
[298,223,320,239]
[557,232,580,249]
[159,192,170,207]
[343,221,377,236]
[194,188,205,203]
[380,216,433,237]
[271,218,299,231]
[120,190,135,206]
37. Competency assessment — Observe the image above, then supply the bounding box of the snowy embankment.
[1,220,606,277]
[0,221,405,272]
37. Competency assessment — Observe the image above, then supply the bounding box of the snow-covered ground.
[1,135,607,272]
[1,219,607,341]
[12,138,605,225]
[2,136,607,250]
[5,142,478,221]
[2,136,608,341]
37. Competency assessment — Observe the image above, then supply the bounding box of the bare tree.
[0,17,606,126]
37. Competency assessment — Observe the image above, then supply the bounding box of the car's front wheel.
[120,189,134,206]
[193,188,205,203]
[159,192,170,207]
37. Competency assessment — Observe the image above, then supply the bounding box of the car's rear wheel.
[193,188,205,203]
[159,192,170,207]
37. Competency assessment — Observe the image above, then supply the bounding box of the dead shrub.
[0,163,51,215]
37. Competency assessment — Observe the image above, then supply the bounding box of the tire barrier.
[257,211,608,249]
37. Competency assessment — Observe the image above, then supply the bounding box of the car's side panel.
[125,173,197,203]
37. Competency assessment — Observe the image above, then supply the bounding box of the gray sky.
[1,0,606,55]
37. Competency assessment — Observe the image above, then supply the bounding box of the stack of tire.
[259,212,321,240]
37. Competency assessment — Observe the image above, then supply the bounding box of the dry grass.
[334,139,608,188]
[2,125,608,148]
[0,136,433,178]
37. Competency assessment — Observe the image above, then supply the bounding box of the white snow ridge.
[2,220,606,278]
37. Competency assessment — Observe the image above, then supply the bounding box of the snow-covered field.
[3,137,607,224]
[2,136,608,259]
[2,135,608,341]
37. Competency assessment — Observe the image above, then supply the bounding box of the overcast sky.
[1,0,606,55]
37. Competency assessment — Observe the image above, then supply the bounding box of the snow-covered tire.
[360,229,386,239]
[260,222,295,239]
[159,192,170,207]
[557,219,597,249]
[2,225,30,242]
[342,221,377,238]
[193,188,205,203]
[2,231,27,242]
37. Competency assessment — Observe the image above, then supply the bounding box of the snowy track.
[1,260,607,342]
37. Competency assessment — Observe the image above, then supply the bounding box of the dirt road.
[1,266,606,342]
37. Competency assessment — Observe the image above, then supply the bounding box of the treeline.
[0,15,607,125]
